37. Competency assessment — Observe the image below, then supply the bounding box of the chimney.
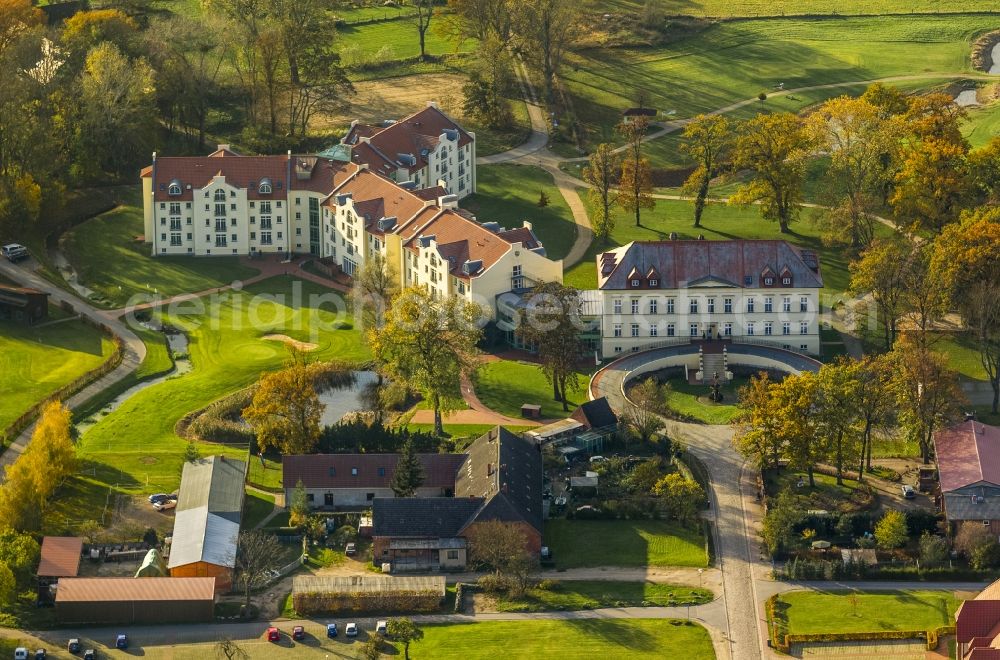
[487,463,493,476]
[152,151,157,162]
[217,144,230,151]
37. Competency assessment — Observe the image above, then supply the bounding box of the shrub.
[905,510,940,538]
[955,521,994,558]
[918,532,949,567]
[874,510,908,550]
[971,539,1000,570]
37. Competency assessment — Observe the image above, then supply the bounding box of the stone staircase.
[700,353,727,383]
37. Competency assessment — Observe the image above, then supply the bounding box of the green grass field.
[61,191,259,307]
[70,277,369,510]
[336,17,475,64]
[772,590,960,637]
[473,360,587,419]
[462,165,578,261]
[0,312,115,432]
[589,0,993,17]
[243,489,276,529]
[964,101,1000,149]
[664,376,746,425]
[544,519,708,568]
[563,15,990,148]
[493,580,713,612]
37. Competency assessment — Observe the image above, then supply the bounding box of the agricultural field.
[67,276,369,517]
[0,310,116,432]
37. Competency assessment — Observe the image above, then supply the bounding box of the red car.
[266,627,280,642]
[292,626,305,641]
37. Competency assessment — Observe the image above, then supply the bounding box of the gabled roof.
[935,421,1000,492]
[570,397,618,431]
[456,427,544,532]
[597,240,824,290]
[38,537,83,578]
[957,578,1000,645]
[282,453,467,490]
[402,211,526,281]
[168,456,245,569]
[56,577,216,603]
[348,105,474,174]
[372,497,484,538]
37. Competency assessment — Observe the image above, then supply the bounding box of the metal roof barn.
[55,577,216,625]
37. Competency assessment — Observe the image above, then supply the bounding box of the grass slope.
[397,619,715,660]
[61,190,259,307]
[72,277,368,506]
[462,164,578,261]
[773,589,959,636]
[963,102,1000,149]
[473,360,587,419]
[0,313,115,431]
[591,0,993,16]
[544,519,708,568]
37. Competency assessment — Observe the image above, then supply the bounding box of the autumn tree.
[849,237,912,350]
[244,358,323,455]
[904,92,968,146]
[653,473,704,527]
[368,286,482,436]
[969,136,1000,204]
[808,96,904,247]
[462,35,516,129]
[387,618,424,660]
[890,334,963,463]
[774,372,824,487]
[0,0,43,58]
[814,361,863,485]
[352,251,399,332]
[730,112,815,233]
[390,437,425,497]
[0,530,40,587]
[616,116,655,226]
[515,0,577,105]
[680,114,732,228]
[234,529,282,609]
[583,143,620,241]
[874,510,908,550]
[853,355,894,474]
[517,281,585,411]
[733,372,784,470]
[891,137,974,234]
[60,9,139,65]
[622,377,670,453]
[860,82,910,119]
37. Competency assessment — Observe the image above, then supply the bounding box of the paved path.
[0,258,147,476]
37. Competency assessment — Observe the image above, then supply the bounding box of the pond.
[316,370,380,426]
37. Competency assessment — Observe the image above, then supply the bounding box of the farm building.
[37,536,83,582]
[282,452,467,509]
[167,456,246,592]
[54,577,216,625]
[933,421,1000,532]
[0,285,48,325]
[291,575,446,615]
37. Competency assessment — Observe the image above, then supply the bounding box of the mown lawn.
[963,101,1000,149]
[0,311,115,432]
[61,189,259,307]
[492,580,713,612]
[473,360,587,420]
[773,590,959,637]
[462,164,578,262]
[544,519,708,568]
[70,277,369,510]
[242,489,276,530]
[663,376,747,425]
[396,619,715,660]
[590,0,991,16]
[336,17,475,63]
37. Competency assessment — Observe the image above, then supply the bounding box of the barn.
[167,456,246,592]
[55,577,216,625]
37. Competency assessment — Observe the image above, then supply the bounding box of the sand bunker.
[263,334,318,352]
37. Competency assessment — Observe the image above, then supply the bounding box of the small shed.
[55,577,216,625]
[291,575,446,615]
[622,107,657,123]
[525,418,584,445]
[37,537,83,583]
[521,403,542,419]
[0,285,48,325]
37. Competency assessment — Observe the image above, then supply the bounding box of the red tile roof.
[55,577,216,602]
[957,579,1000,645]
[147,153,289,201]
[402,210,518,279]
[37,536,83,577]
[935,421,1000,492]
[349,105,473,174]
[282,453,467,490]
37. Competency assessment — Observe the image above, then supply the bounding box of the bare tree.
[413,0,435,61]
[966,282,1000,413]
[468,521,536,596]
[234,529,283,609]
[215,637,249,660]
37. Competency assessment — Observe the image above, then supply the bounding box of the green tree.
[730,113,815,233]
[0,563,14,609]
[918,531,948,566]
[681,114,732,228]
[390,438,425,498]
[616,116,655,226]
[583,143,620,241]
[761,489,803,557]
[244,358,323,455]
[814,361,863,486]
[387,618,424,660]
[874,510,908,550]
[361,633,385,660]
[352,250,399,332]
[515,0,577,105]
[369,286,482,436]
[733,372,784,470]
[849,237,912,350]
[0,530,40,586]
[184,440,200,464]
[653,473,704,527]
[517,281,584,411]
[289,479,310,527]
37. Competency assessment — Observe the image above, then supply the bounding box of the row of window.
[612,296,810,315]
[611,320,811,338]
[159,231,282,245]
[613,343,811,354]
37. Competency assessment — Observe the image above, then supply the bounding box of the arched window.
[214,189,226,202]
[259,179,272,195]
[168,180,182,196]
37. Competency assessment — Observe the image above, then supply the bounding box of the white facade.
[599,282,821,357]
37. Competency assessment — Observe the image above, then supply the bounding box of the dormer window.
[167,181,182,196]
[631,279,640,287]
[764,277,774,286]
[781,277,791,286]
[259,178,272,195]
[649,278,658,287]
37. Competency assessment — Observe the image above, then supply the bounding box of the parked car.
[345,623,358,637]
[326,623,338,638]
[115,634,127,650]
[345,542,357,556]
[34,651,46,660]
[553,496,567,508]
[153,499,177,511]
[589,455,606,463]
[541,546,553,561]
[67,639,80,653]
[375,621,387,635]
[149,493,178,505]
[82,651,94,660]
[266,627,280,642]
[14,648,28,660]
[292,626,304,641]
[1,244,29,262]
[901,484,916,499]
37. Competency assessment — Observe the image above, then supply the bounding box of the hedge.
[293,589,443,615]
